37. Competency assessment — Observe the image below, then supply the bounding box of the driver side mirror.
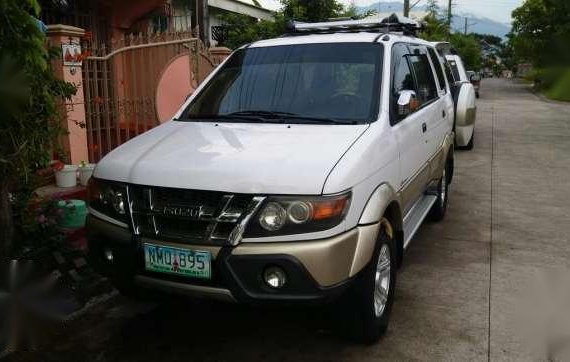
[397,90,419,118]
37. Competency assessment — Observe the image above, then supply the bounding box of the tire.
[476,92,480,99]
[457,132,474,151]
[340,219,397,344]
[429,162,450,222]
[465,132,474,150]
[459,130,475,151]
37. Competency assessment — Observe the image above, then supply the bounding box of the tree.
[426,0,439,17]
[450,33,482,70]
[420,12,482,70]
[420,13,448,41]
[509,0,570,67]
[219,0,369,50]
[472,33,503,47]
[0,0,76,258]
[282,0,343,22]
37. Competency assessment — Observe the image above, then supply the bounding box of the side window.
[390,44,415,122]
[428,48,446,92]
[448,60,461,82]
[444,60,456,84]
[392,52,415,95]
[408,48,438,104]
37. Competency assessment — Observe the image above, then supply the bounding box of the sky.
[341,0,524,24]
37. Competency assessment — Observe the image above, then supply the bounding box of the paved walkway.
[13,79,570,362]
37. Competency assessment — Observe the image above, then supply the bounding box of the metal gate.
[82,33,225,162]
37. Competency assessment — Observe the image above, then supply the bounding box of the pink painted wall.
[156,54,196,123]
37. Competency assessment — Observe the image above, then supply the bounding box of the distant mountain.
[358,2,511,39]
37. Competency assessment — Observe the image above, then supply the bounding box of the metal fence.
[82,33,223,162]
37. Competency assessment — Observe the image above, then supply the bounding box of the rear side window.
[448,60,461,82]
[444,61,456,84]
[428,48,446,91]
[408,52,438,103]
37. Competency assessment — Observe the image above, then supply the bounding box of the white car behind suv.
[87,15,455,343]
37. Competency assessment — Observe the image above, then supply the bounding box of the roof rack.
[285,13,422,37]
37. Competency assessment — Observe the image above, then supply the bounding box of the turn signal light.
[312,198,349,220]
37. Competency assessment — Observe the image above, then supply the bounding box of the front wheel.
[340,219,397,344]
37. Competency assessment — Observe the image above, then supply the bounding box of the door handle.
[422,122,427,133]
[442,110,446,118]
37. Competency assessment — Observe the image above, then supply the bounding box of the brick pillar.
[209,47,232,66]
[47,25,89,165]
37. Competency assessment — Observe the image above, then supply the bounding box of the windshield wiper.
[176,114,283,123]
[226,111,356,125]
[178,111,357,125]
[227,110,295,118]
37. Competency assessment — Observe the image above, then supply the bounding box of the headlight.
[259,202,288,231]
[245,192,351,237]
[87,178,129,223]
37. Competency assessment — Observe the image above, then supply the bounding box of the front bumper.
[86,215,380,304]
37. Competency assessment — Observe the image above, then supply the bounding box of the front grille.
[127,185,263,245]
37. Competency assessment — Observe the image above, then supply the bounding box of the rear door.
[426,46,453,156]
[407,45,443,160]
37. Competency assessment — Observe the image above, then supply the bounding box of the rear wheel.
[457,131,474,150]
[464,132,474,150]
[429,163,450,222]
[340,219,397,344]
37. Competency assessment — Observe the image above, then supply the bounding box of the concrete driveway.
[14,79,570,361]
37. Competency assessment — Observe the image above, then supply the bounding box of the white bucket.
[79,163,96,186]
[55,165,78,188]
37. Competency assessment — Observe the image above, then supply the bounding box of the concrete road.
[15,79,570,361]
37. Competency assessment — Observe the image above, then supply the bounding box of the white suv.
[87,16,455,343]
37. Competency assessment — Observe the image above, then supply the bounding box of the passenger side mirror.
[397,90,419,118]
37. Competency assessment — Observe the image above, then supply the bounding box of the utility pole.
[404,0,410,17]
[196,0,210,47]
[447,0,453,34]
[464,17,478,35]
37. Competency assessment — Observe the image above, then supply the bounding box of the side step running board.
[402,194,438,249]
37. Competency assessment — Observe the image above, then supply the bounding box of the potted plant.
[52,161,78,188]
[78,161,95,186]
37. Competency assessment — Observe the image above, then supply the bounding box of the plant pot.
[54,165,78,188]
[78,163,96,186]
[57,200,87,229]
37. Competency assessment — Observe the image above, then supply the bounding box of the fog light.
[263,266,287,289]
[104,248,114,263]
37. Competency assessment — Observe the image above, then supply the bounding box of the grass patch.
[544,69,570,102]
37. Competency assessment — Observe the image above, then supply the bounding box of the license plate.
[144,244,211,279]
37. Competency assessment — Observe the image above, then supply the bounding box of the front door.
[389,43,430,212]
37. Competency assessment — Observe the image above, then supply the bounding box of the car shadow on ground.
[17,295,373,362]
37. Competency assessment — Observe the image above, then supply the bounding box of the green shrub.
[545,68,570,101]
[527,67,566,90]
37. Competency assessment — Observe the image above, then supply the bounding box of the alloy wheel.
[373,244,391,317]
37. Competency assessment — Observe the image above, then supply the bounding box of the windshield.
[181,43,384,124]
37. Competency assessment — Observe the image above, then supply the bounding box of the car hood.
[94,121,369,195]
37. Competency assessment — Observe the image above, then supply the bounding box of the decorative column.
[46,25,89,165]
